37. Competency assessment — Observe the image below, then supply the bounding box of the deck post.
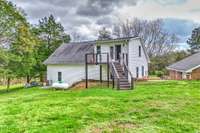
[107,53,109,87]
[112,74,114,89]
[131,77,134,90]
[117,78,120,90]
[85,54,88,88]
[100,65,102,83]
[96,53,98,65]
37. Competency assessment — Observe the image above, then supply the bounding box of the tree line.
[0,0,70,90]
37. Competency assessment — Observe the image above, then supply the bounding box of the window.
[139,46,141,57]
[110,46,113,59]
[97,46,101,54]
[142,66,144,77]
[136,67,139,78]
[58,72,62,82]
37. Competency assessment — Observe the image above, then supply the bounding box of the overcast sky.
[10,0,200,49]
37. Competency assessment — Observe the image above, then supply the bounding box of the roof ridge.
[70,36,138,44]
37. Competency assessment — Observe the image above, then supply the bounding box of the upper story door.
[110,46,114,60]
[115,45,121,61]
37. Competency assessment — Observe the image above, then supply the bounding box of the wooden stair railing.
[122,61,135,89]
[110,61,120,89]
[110,61,134,90]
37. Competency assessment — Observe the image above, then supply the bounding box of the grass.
[0,81,200,133]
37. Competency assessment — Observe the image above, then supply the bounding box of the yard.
[0,81,200,133]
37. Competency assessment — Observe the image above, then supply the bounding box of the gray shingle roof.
[167,52,200,72]
[43,41,95,65]
[44,37,150,65]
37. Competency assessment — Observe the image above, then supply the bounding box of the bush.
[155,71,164,77]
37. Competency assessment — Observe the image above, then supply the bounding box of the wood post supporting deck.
[85,54,88,88]
[112,76,114,89]
[107,54,109,87]
[100,65,102,83]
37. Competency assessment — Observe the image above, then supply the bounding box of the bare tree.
[71,31,83,42]
[112,18,179,57]
[98,27,112,40]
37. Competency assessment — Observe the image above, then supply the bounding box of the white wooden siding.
[94,44,128,62]
[128,39,148,79]
[47,65,107,86]
[94,45,110,62]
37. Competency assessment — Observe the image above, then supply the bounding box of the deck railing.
[85,53,110,88]
[85,53,109,64]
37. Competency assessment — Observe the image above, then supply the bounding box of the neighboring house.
[167,52,200,80]
[44,37,150,89]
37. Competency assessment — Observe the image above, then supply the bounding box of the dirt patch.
[70,81,109,90]
[88,121,137,133]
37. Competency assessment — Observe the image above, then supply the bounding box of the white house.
[44,37,150,89]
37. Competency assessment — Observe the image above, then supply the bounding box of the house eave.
[166,67,187,73]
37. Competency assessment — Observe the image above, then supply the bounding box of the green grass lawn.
[0,81,200,133]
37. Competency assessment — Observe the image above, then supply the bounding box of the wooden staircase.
[111,62,134,90]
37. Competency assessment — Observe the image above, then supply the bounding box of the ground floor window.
[142,66,144,76]
[136,67,139,78]
[58,72,62,82]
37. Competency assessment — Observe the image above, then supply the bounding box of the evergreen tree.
[33,15,71,82]
[187,27,200,53]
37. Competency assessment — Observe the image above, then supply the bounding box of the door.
[110,46,114,59]
[115,45,121,61]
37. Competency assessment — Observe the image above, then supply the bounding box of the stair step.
[120,79,128,81]
[119,80,129,82]
[120,84,130,87]
[120,83,130,86]
[120,86,131,88]
[112,62,132,90]
[120,88,132,90]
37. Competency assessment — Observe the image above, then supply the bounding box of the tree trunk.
[7,77,10,92]
[40,73,44,83]
[26,75,30,83]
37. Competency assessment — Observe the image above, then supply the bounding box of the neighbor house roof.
[167,52,200,72]
[43,41,95,65]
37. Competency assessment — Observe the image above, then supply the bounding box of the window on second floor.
[139,46,141,57]
[97,46,101,54]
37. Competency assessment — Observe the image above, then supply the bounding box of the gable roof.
[167,52,200,72]
[44,41,95,65]
[44,37,150,65]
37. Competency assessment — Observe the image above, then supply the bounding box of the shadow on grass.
[0,86,24,95]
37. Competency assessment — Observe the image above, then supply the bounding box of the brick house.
[166,52,200,80]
